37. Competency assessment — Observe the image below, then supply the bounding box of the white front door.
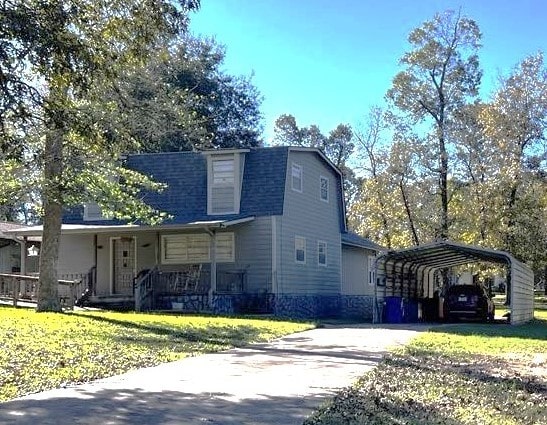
[111,237,136,295]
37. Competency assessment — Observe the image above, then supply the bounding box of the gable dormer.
[205,149,248,215]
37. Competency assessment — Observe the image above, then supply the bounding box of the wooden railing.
[134,268,247,312]
[0,273,82,309]
[134,267,157,312]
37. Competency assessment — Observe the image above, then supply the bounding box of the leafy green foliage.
[121,36,263,152]
[305,318,547,425]
[0,306,311,401]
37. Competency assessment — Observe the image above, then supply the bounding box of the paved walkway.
[0,324,427,425]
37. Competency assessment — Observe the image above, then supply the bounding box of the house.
[10,147,381,319]
[0,221,40,275]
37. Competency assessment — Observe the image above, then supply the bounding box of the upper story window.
[212,158,235,186]
[83,202,111,221]
[291,163,303,192]
[295,236,306,264]
[320,176,329,202]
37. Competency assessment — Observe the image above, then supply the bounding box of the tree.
[386,10,482,240]
[477,54,547,275]
[121,36,263,152]
[1,0,199,312]
[273,114,359,206]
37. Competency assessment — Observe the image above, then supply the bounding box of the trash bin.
[384,296,403,323]
[404,299,419,322]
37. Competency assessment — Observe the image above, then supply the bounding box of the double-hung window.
[317,241,327,266]
[291,163,303,192]
[320,176,329,202]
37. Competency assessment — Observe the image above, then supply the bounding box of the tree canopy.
[0,0,200,311]
[120,36,263,153]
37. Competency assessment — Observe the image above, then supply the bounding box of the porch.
[134,267,272,314]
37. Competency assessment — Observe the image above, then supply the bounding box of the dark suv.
[444,285,495,322]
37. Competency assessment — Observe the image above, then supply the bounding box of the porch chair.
[183,264,202,292]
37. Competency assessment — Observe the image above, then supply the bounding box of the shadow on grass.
[71,312,267,350]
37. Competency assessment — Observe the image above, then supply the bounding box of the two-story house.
[13,147,381,319]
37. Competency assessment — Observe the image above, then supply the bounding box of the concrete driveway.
[0,324,427,425]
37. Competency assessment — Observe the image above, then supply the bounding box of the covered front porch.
[9,217,274,314]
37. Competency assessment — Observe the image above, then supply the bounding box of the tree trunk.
[439,133,449,240]
[399,179,419,246]
[37,125,64,312]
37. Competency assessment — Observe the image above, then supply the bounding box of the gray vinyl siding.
[342,246,375,296]
[219,216,272,293]
[0,243,19,273]
[57,234,95,277]
[278,151,342,295]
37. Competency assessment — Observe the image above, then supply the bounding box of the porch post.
[209,230,217,308]
[20,237,27,275]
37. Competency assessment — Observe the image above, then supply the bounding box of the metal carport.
[375,240,534,325]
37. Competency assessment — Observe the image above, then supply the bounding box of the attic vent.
[83,202,111,221]
[207,153,242,215]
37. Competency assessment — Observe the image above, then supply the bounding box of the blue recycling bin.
[384,296,403,323]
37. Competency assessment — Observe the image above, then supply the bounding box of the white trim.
[319,175,329,202]
[317,240,327,267]
[291,162,303,193]
[207,153,242,215]
[295,235,306,264]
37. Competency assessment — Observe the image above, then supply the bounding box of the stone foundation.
[158,293,374,321]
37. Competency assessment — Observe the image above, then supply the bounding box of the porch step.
[85,295,135,311]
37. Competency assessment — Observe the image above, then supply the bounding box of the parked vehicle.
[444,284,495,322]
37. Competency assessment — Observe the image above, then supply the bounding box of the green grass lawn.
[305,311,547,425]
[0,306,312,402]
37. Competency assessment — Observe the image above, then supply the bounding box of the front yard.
[0,306,312,401]
[305,310,547,425]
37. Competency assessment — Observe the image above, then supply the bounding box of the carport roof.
[380,240,515,270]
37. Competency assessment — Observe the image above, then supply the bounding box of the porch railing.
[134,267,157,312]
[134,268,247,312]
[0,273,82,309]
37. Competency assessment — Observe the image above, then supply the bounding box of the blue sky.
[189,1,547,144]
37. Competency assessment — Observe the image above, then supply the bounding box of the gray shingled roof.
[341,232,383,251]
[64,147,290,225]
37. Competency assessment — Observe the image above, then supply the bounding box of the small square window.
[292,163,302,192]
[318,241,327,266]
[295,236,306,264]
[320,176,329,201]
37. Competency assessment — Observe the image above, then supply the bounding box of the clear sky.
[189,0,547,144]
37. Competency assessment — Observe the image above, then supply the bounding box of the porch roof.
[6,216,255,237]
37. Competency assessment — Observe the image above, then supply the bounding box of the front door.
[111,237,136,295]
